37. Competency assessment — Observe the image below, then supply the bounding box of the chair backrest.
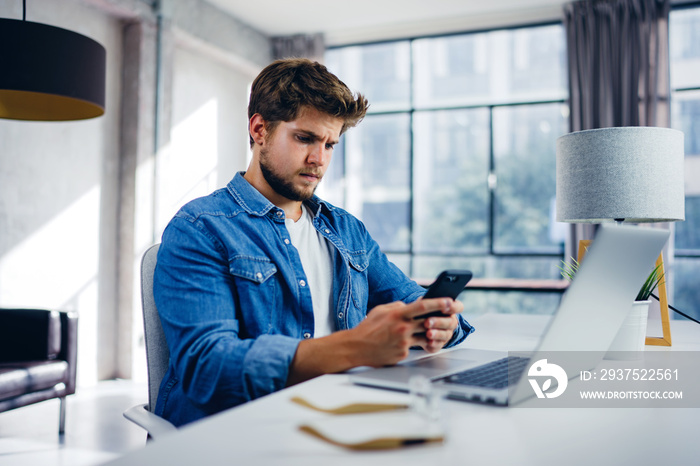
[140,243,170,413]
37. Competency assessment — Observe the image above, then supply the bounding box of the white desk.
[106,314,700,466]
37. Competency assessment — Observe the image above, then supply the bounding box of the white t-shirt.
[285,205,334,338]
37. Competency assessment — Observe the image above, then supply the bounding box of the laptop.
[350,224,670,406]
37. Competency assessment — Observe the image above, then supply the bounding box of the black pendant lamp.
[0,1,106,121]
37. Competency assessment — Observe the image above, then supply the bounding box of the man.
[153,58,474,427]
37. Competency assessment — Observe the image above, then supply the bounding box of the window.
[670,5,700,322]
[324,24,568,315]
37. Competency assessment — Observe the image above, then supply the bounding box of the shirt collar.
[227,172,276,217]
[227,171,334,219]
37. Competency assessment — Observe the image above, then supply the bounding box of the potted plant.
[559,258,665,356]
[558,259,664,302]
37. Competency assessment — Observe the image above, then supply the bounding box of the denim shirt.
[153,172,474,427]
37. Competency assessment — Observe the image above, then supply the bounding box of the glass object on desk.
[409,375,441,423]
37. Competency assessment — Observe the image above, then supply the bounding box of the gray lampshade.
[556,127,685,223]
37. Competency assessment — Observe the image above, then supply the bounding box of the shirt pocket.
[228,255,279,335]
[347,250,369,312]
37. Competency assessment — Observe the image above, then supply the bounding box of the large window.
[670,5,700,322]
[324,24,568,315]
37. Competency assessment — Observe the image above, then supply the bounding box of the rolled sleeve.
[241,335,300,399]
[445,315,476,348]
[154,216,300,418]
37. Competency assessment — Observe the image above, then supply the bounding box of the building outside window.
[323,24,568,316]
[323,10,699,319]
[670,5,700,322]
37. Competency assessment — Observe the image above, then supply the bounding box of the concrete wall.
[157,42,253,232]
[130,16,262,381]
[0,0,271,384]
[0,0,124,385]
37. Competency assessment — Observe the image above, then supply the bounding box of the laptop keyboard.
[441,356,530,389]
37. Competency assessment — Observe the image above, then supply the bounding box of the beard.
[259,148,320,202]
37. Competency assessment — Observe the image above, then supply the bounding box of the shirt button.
[324,229,330,234]
[303,332,311,339]
[256,272,263,280]
[276,211,283,217]
[284,238,290,244]
[338,312,344,319]
[299,280,306,287]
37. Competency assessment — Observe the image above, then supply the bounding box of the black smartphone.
[414,269,472,319]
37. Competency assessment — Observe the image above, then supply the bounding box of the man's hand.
[415,298,463,353]
[286,297,462,386]
[348,297,462,367]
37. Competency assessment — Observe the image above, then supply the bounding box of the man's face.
[258,106,343,202]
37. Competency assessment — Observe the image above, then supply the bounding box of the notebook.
[350,224,670,406]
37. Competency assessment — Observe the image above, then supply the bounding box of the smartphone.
[414,269,472,319]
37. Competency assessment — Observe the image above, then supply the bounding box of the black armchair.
[0,308,78,434]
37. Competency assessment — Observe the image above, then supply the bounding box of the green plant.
[557,257,580,282]
[635,264,665,301]
[558,258,664,302]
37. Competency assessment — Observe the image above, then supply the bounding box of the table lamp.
[556,126,685,346]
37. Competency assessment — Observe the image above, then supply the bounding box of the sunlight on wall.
[131,98,221,382]
[0,186,101,385]
[157,98,220,231]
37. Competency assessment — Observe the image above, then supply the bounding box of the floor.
[0,380,149,466]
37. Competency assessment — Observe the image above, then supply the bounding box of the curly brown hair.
[248,58,369,147]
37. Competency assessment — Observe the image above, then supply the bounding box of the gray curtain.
[272,34,325,62]
[562,0,671,260]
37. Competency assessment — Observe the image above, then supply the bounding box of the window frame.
[325,21,568,278]
[671,3,700,260]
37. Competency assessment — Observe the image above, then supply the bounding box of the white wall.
[131,35,258,381]
[0,0,123,385]
[0,0,270,385]
[157,42,254,233]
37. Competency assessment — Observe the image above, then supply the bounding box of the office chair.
[123,243,177,439]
